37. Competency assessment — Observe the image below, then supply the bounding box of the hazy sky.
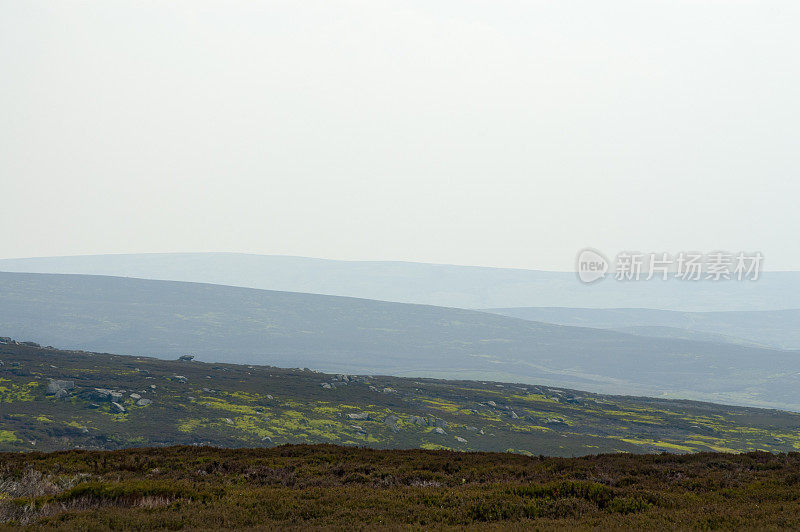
[2,0,798,270]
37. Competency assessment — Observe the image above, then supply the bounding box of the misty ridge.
[1,252,800,311]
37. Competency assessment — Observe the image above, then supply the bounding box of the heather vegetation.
[2,445,800,528]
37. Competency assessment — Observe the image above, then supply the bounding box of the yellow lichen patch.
[507,449,535,456]
[0,430,19,443]
[523,425,552,433]
[273,411,360,442]
[336,404,363,411]
[684,440,740,453]
[513,393,558,404]
[620,438,695,452]
[588,409,667,425]
[217,390,270,403]
[65,421,88,431]
[0,381,39,402]
[474,411,503,421]
[177,418,208,433]
[419,398,461,413]
[196,397,261,415]
[303,419,344,441]
[311,404,341,415]
[226,415,273,438]
[420,443,450,450]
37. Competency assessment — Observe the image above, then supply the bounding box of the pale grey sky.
[1,0,798,270]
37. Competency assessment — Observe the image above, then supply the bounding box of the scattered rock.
[320,383,332,389]
[178,354,195,362]
[466,426,479,432]
[487,401,497,407]
[111,402,126,413]
[54,388,70,400]
[409,415,427,426]
[46,379,75,395]
[130,393,142,400]
[173,375,188,383]
[136,398,152,406]
[347,412,370,421]
[455,436,467,443]
[433,427,446,435]
[384,415,400,432]
[87,388,123,402]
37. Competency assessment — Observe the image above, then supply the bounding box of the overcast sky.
[1,0,798,270]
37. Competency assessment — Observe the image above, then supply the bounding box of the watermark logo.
[576,249,763,284]
[576,248,609,284]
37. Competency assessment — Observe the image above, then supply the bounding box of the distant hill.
[3,340,800,456]
[607,326,767,347]
[2,271,800,411]
[2,252,799,311]
[484,307,800,350]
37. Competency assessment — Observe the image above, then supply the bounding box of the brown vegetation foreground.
[2,444,800,529]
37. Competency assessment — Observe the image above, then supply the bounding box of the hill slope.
[2,340,800,456]
[484,307,800,350]
[2,271,800,410]
[2,252,800,311]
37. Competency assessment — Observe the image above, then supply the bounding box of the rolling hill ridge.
[2,252,800,311]
[2,271,800,410]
